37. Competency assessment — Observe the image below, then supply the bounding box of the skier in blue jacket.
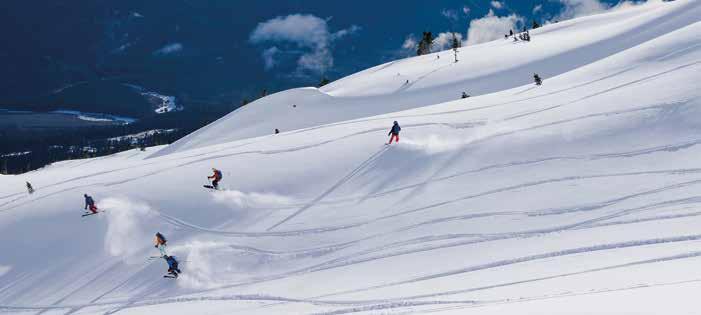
[84,194,98,214]
[387,121,401,145]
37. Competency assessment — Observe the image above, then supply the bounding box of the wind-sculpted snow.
[1,1,701,314]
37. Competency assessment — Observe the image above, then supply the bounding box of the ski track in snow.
[147,203,701,294]
[4,134,701,311]
[114,189,701,306]
[2,102,698,214]
[0,49,698,205]
[154,168,701,239]
[4,173,695,314]
[292,57,700,135]
[312,235,701,299]
[5,56,692,205]
[5,245,701,313]
[265,146,389,231]
[3,3,701,314]
[1,59,697,211]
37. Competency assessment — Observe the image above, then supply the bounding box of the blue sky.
[0,0,626,106]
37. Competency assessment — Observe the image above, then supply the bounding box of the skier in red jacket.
[208,168,223,189]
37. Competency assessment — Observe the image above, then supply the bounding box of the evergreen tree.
[416,31,434,56]
[451,32,460,63]
[451,33,461,49]
[318,77,331,87]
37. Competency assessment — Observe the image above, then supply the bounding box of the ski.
[163,275,178,278]
[82,210,106,217]
[203,185,218,190]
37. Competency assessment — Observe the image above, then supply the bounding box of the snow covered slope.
[1,1,701,314]
[156,0,700,156]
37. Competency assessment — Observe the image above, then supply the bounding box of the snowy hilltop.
[1,1,701,314]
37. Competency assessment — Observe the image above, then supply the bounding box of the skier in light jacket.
[154,232,168,257]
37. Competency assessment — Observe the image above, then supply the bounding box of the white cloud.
[465,9,524,46]
[441,9,459,21]
[399,34,420,56]
[331,24,361,40]
[262,47,280,70]
[433,32,463,51]
[153,43,183,56]
[250,14,329,47]
[491,1,504,9]
[612,0,650,11]
[554,0,610,20]
[402,34,418,51]
[249,14,359,75]
[552,0,660,22]
[399,31,463,55]
[533,4,543,14]
[297,48,334,75]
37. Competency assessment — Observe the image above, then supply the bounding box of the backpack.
[215,170,223,179]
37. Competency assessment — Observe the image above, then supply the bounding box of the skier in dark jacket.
[26,182,34,194]
[84,194,98,214]
[387,121,401,145]
[208,168,223,189]
[164,255,181,278]
[534,73,543,86]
